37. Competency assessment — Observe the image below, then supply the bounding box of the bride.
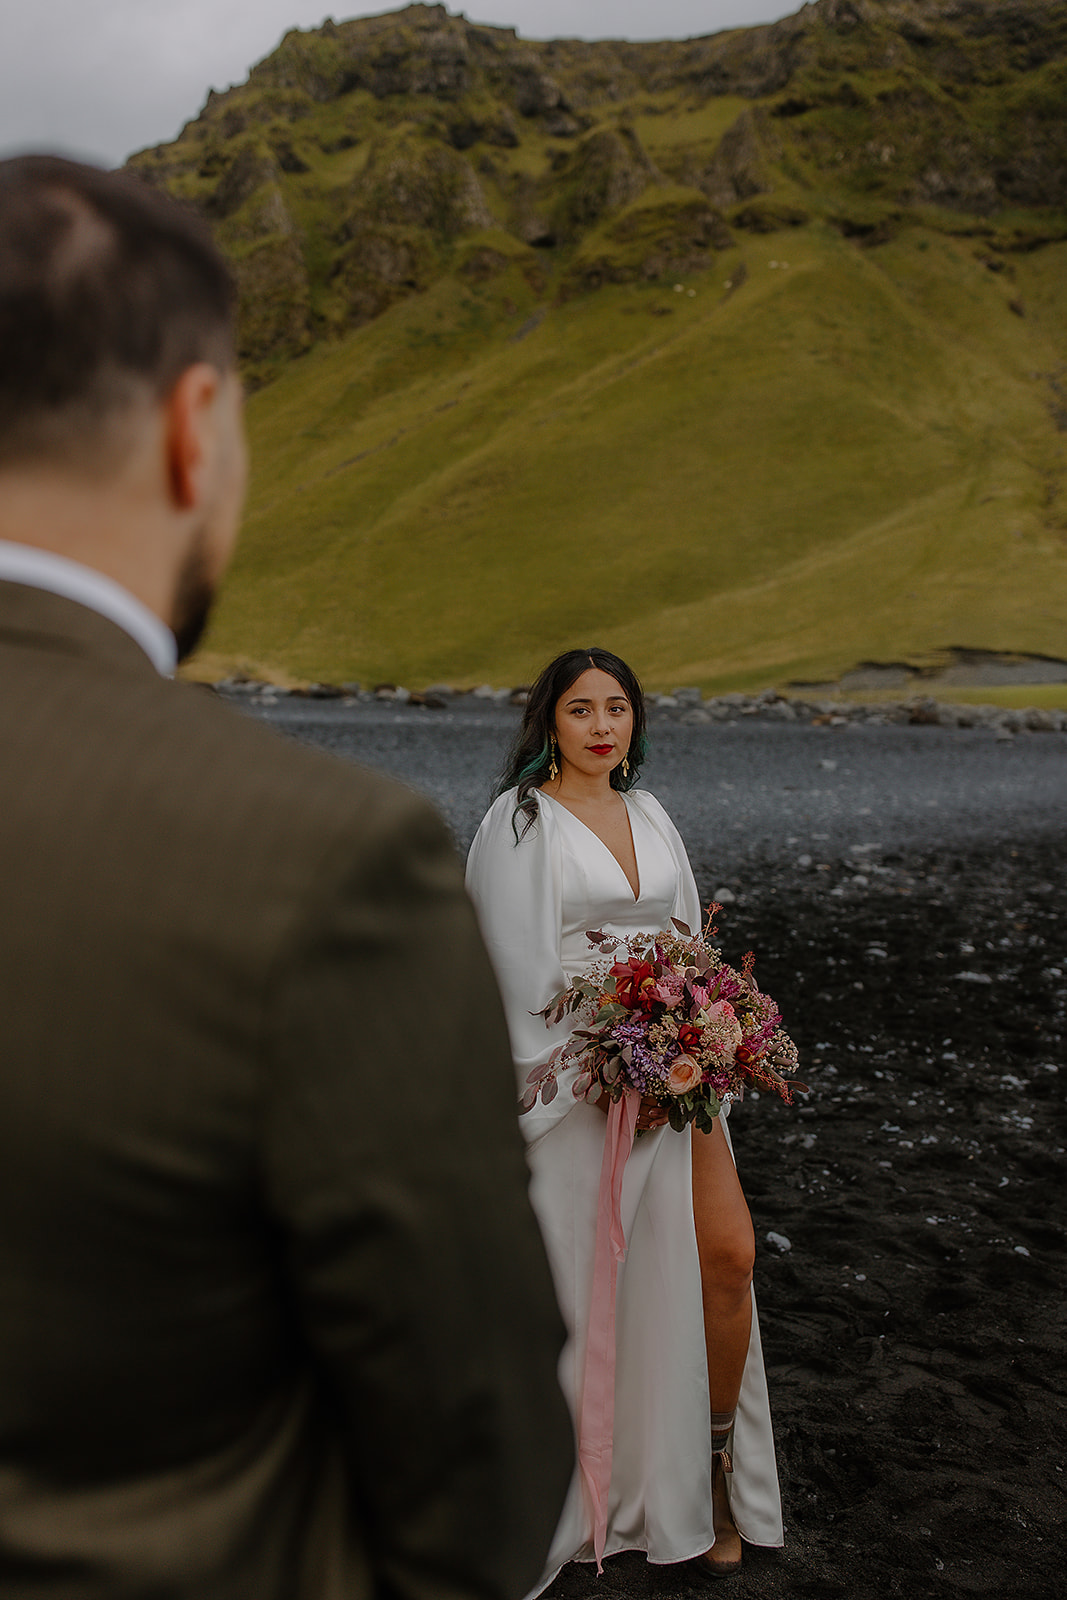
[466,648,783,1589]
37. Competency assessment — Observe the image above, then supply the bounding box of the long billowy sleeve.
[465,792,584,1148]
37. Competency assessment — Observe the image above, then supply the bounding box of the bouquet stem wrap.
[578,1086,640,1572]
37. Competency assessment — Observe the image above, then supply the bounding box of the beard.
[171,528,217,664]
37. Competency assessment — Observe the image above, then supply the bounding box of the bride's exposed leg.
[691,1117,754,1576]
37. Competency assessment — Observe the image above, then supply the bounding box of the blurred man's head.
[0,155,246,657]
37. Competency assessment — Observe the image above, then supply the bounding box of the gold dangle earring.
[621,753,630,778]
[548,737,559,781]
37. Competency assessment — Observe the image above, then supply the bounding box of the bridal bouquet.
[522,907,804,1130]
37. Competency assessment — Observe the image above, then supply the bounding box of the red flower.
[612,959,657,1012]
[677,1022,703,1053]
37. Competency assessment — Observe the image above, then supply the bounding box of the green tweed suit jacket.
[0,580,572,1599]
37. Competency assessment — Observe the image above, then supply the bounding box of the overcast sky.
[0,2,797,170]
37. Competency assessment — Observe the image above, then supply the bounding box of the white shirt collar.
[0,541,177,677]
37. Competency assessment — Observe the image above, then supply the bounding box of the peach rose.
[666,1053,702,1095]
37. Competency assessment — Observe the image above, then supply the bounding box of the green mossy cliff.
[129,0,1067,382]
[126,2,1067,690]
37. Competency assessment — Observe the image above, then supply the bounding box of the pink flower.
[696,999,742,1063]
[666,1053,702,1095]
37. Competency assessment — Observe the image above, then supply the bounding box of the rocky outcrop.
[549,126,660,240]
[698,107,783,208]
[330,228,435,324]
[329,133,495,323]
[232,235,311,366]
[249,8,476,103]
[560,191,732,297]
[205,142,284,221]
[347,134,494,236]
[445,109,520,151]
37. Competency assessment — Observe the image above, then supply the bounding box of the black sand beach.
[244,698,1066,1599]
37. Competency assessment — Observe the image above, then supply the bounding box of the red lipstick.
[589,745,613,755]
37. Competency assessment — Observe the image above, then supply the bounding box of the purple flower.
[612,1016,674,1093]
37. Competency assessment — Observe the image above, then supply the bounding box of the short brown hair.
[0,155,236,470]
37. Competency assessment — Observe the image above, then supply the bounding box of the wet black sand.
[686,834,1066,1600]
[245,700,1066,1599]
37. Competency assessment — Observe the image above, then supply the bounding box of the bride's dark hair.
[496,647,649,837]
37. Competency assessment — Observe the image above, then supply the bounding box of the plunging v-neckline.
[541,790,642,902]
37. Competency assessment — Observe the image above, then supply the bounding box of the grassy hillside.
[193,221,1066,689]
[127,1,1067,689]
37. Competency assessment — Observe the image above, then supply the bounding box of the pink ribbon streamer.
[577,1087,640,1572]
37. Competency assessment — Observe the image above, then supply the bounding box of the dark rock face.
[560,190,734,297]
[271,139,310,174]
[698,107,783,208]
[511,64,567,119]
[331,228,433,324]
[252,10,476,102]
[126,0,1067,377]
[235,235,312,363]
[549,126,659,240]
[447,112,519,151]
[347,136,493,237]
[206,142,281,220]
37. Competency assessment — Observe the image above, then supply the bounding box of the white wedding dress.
[466,787,783,1593]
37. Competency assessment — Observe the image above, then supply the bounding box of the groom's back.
[0,600,342,1589]
[0,583,570,1596]
[0,595,422,1591]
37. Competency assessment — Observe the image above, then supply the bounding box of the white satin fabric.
[466,788,783,1592]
